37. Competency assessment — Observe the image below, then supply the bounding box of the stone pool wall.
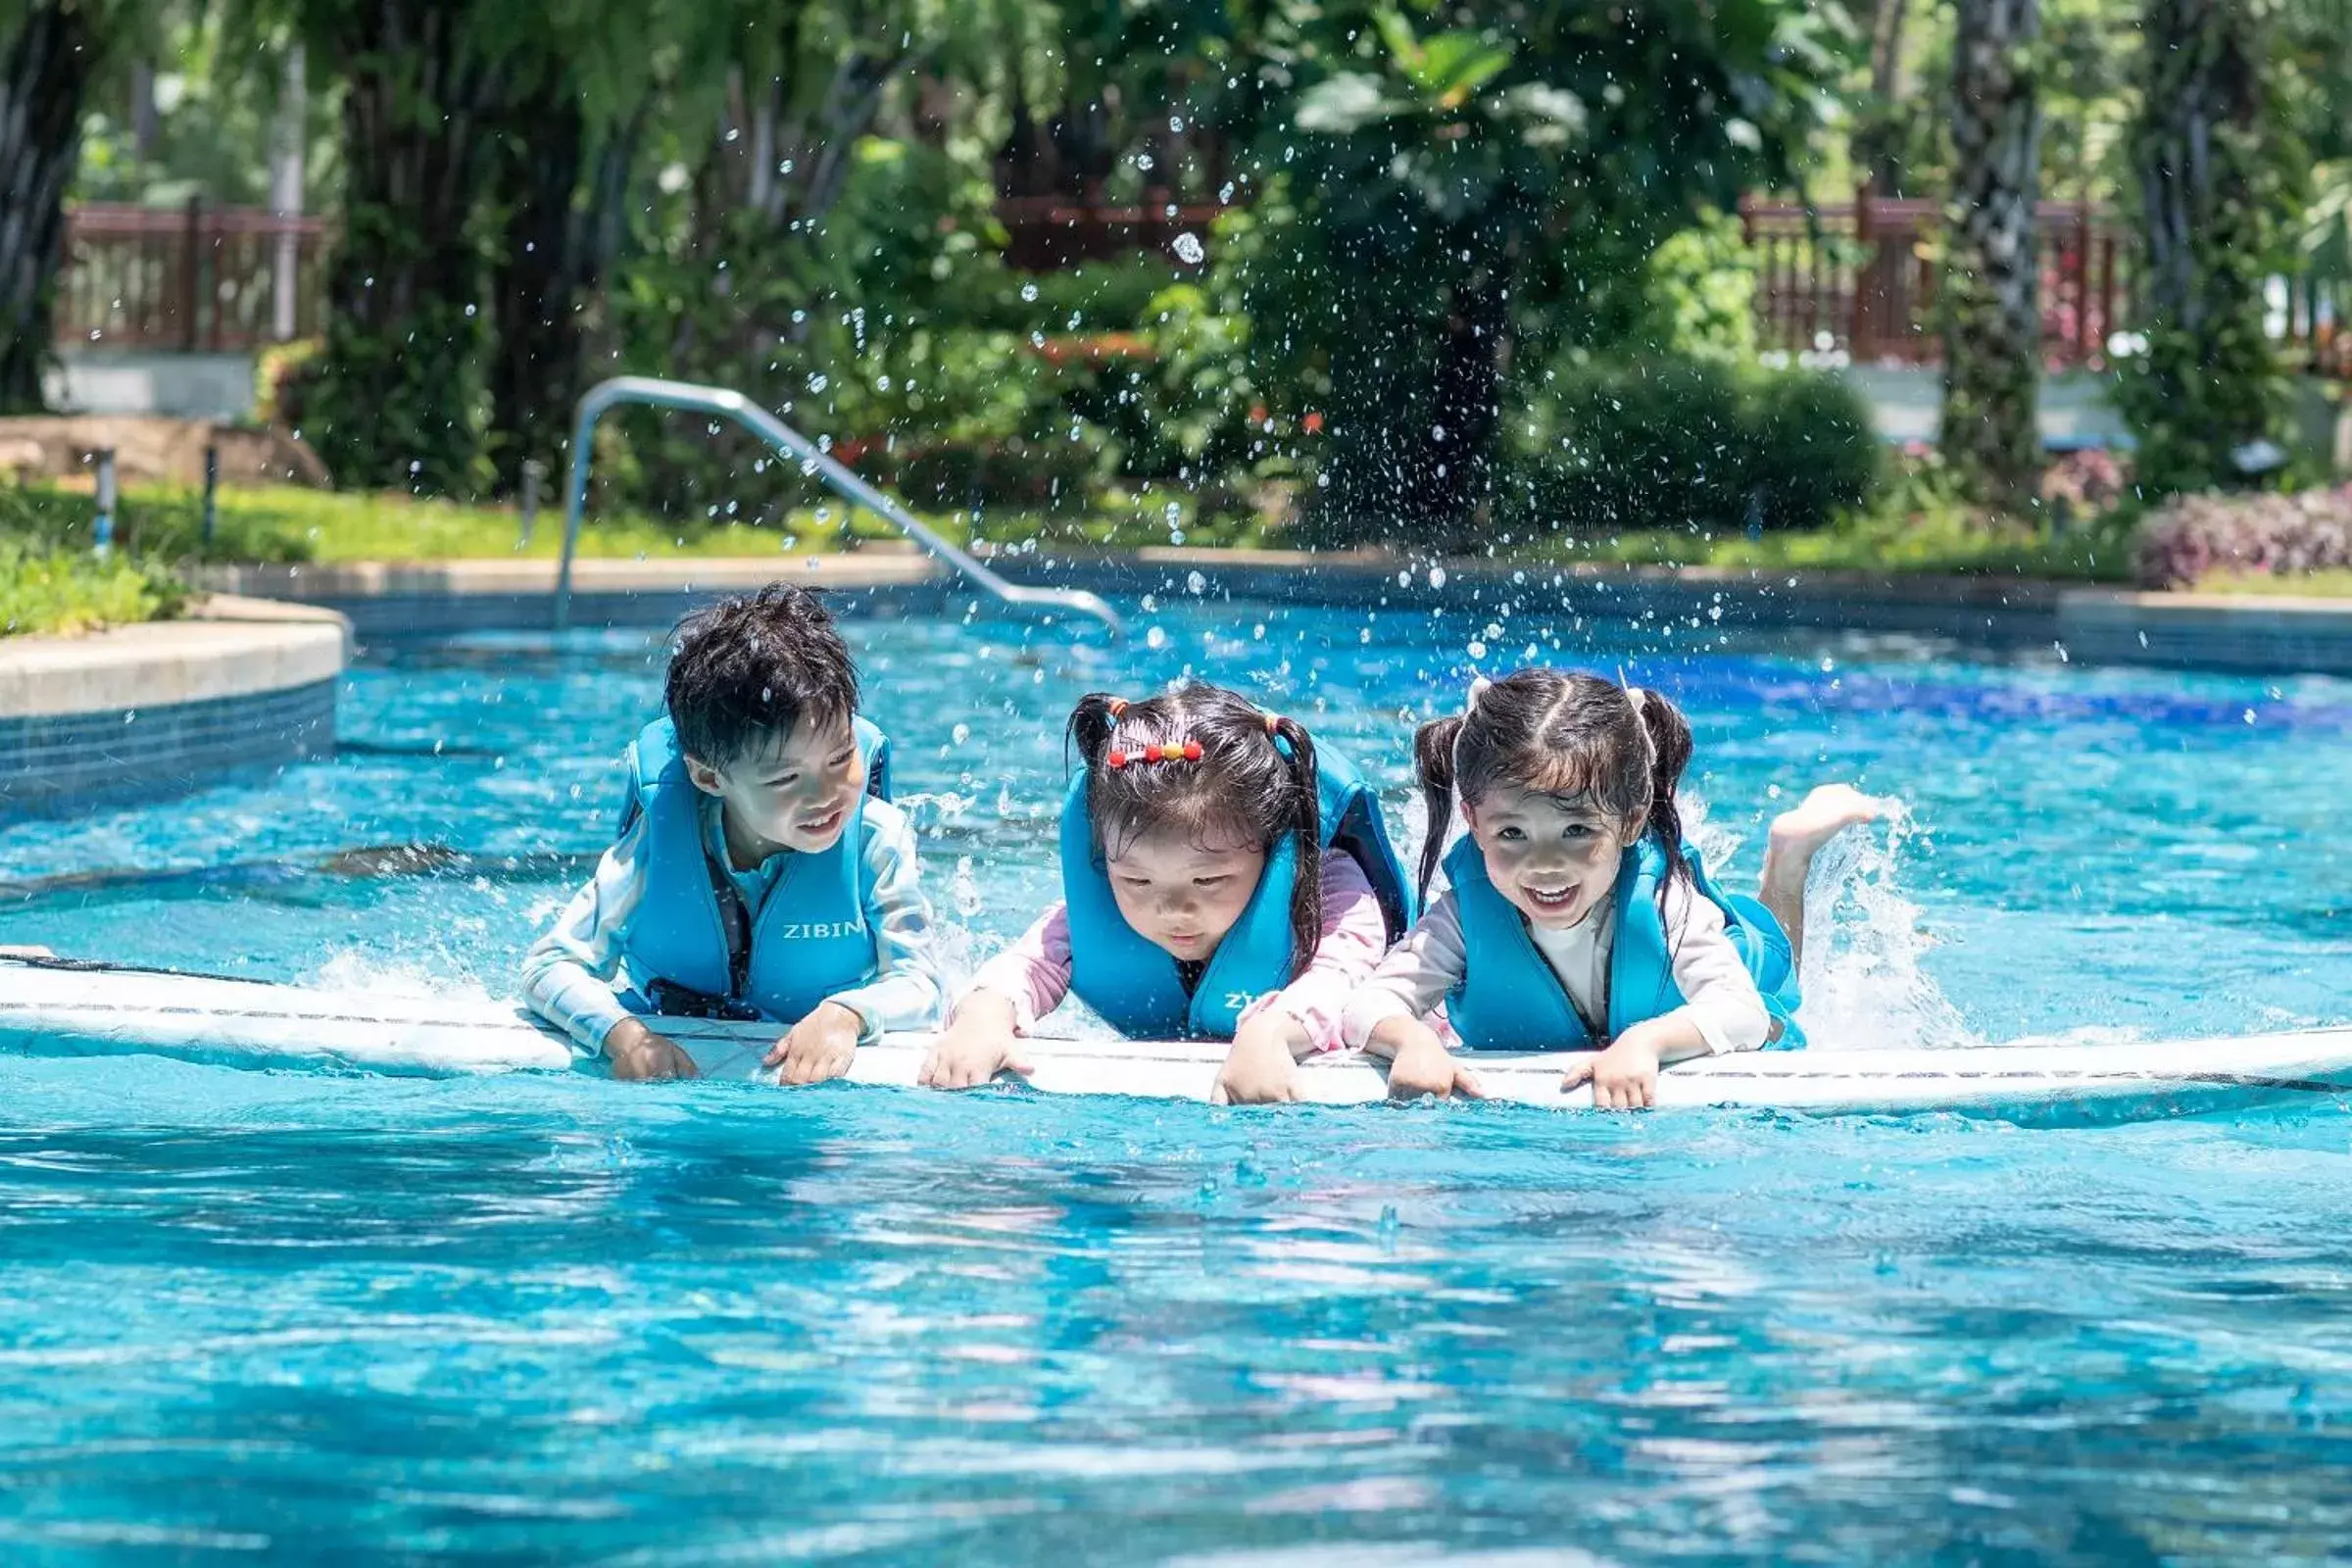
[0,599,348,810]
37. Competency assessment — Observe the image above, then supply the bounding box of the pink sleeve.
[961,902,1073,1034]
[1240,855,1392,1054]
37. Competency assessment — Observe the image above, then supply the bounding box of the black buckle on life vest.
[643,978,766,1023]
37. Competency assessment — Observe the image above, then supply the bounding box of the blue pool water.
[3,600,2351,1560]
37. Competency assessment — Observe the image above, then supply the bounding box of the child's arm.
[1567,881,1769,1109]
[1237,854,1393,1054]
[517,816,697,1080]
[1343,896,1486,1101]
[767,801,942,1084]
[918,904,1069,1089]
[964,903,1075,1033]
[1657,878,1771,1054]
[1340,893,1468,1048]
[1216,856,1394,1104]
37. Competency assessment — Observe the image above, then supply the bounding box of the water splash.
[1785,801,1981,1053]
[307,948,498,1002]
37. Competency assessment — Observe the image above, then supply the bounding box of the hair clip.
[1105,740,1202,769]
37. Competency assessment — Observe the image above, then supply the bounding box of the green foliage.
[1499,358,1879,537]
[1628,211,1760,365]
[0,487,191,635]
[0,540,186,636]
[1,478,310,562]
[71,3,341,210]
[2115,0,2307,495]
[307,273,494,496]
[1229,0,1850,547]
[253,336,323,427]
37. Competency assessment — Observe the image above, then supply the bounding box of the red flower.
[1302,412,1325,435]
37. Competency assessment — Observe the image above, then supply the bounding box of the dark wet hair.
[1412,667,1693,915]
[1067,681,1323,978]
[664,583,858,766]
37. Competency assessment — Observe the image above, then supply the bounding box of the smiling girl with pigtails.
[921,681,1415,1103]
[1343,668,1883,1109]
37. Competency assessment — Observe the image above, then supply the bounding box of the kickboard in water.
[3,957,2350,1116]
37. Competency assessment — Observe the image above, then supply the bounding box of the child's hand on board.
[1212,1012,1304,1105]
[917,992,1033,1090]
[1563,1027,1664,1110]
[1378,1018,1486,1102]
[605,1018,701,1082]
[764,1000,861,1086]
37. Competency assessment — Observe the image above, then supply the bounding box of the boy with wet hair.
[521,583,941,1083]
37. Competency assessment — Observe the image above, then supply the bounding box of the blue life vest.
[614,714,893,1023]
[1060,741,1414,1039]
[1442,831,1805,1052]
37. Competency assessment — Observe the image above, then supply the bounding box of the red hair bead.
[1106,749,1129,768]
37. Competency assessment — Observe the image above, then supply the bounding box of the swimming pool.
[4,600,2350,1559]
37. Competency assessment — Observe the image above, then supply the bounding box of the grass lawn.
[8,479,2351,638]
[1539,516,2132,581]
[3,479,2134,575]
[0,479,1279,564]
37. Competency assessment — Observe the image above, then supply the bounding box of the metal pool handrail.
[553,375,1124,637]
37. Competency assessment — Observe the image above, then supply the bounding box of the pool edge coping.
[0,597,350,808]
[186,552,2352,677]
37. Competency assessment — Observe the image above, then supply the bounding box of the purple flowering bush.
[2133,484,2352,588]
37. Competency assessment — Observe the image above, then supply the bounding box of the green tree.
[2117,0,2304,492]
[237,0,529,494]
[0,0,147,412]
[1939,0,2042,514]
[1232,0,1843,547]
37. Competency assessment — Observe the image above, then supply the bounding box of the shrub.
[878,430,1114,514]
[1501,357,1880,536]
[2132,483,2352,587]
[255,338,326,433]
[0,539,187,637]
[2040,448,2132,527]
[1746,370,1884,533]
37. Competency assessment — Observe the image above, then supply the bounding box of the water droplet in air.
[1020,282,1040,302]
[1171,232,1206,266]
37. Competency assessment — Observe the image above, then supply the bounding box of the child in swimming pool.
[519,584,941,1085]
[919,681,1415,1104]
[1343,667,1879,1109]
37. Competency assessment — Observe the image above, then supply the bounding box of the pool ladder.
[552,374,1123,638]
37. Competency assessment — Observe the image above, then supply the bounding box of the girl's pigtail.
[1066,692,1123,773]
[1631,688,1696,913]
[1412,715,1464,907]
[1270,714,1323,980]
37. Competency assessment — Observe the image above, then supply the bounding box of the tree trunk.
[487,91,642,494]
[0,1,101,415]
[1407,267,1511,544]
[309,1,509,494]
[1940,0,2043,514]
[2124,0,2289,491]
